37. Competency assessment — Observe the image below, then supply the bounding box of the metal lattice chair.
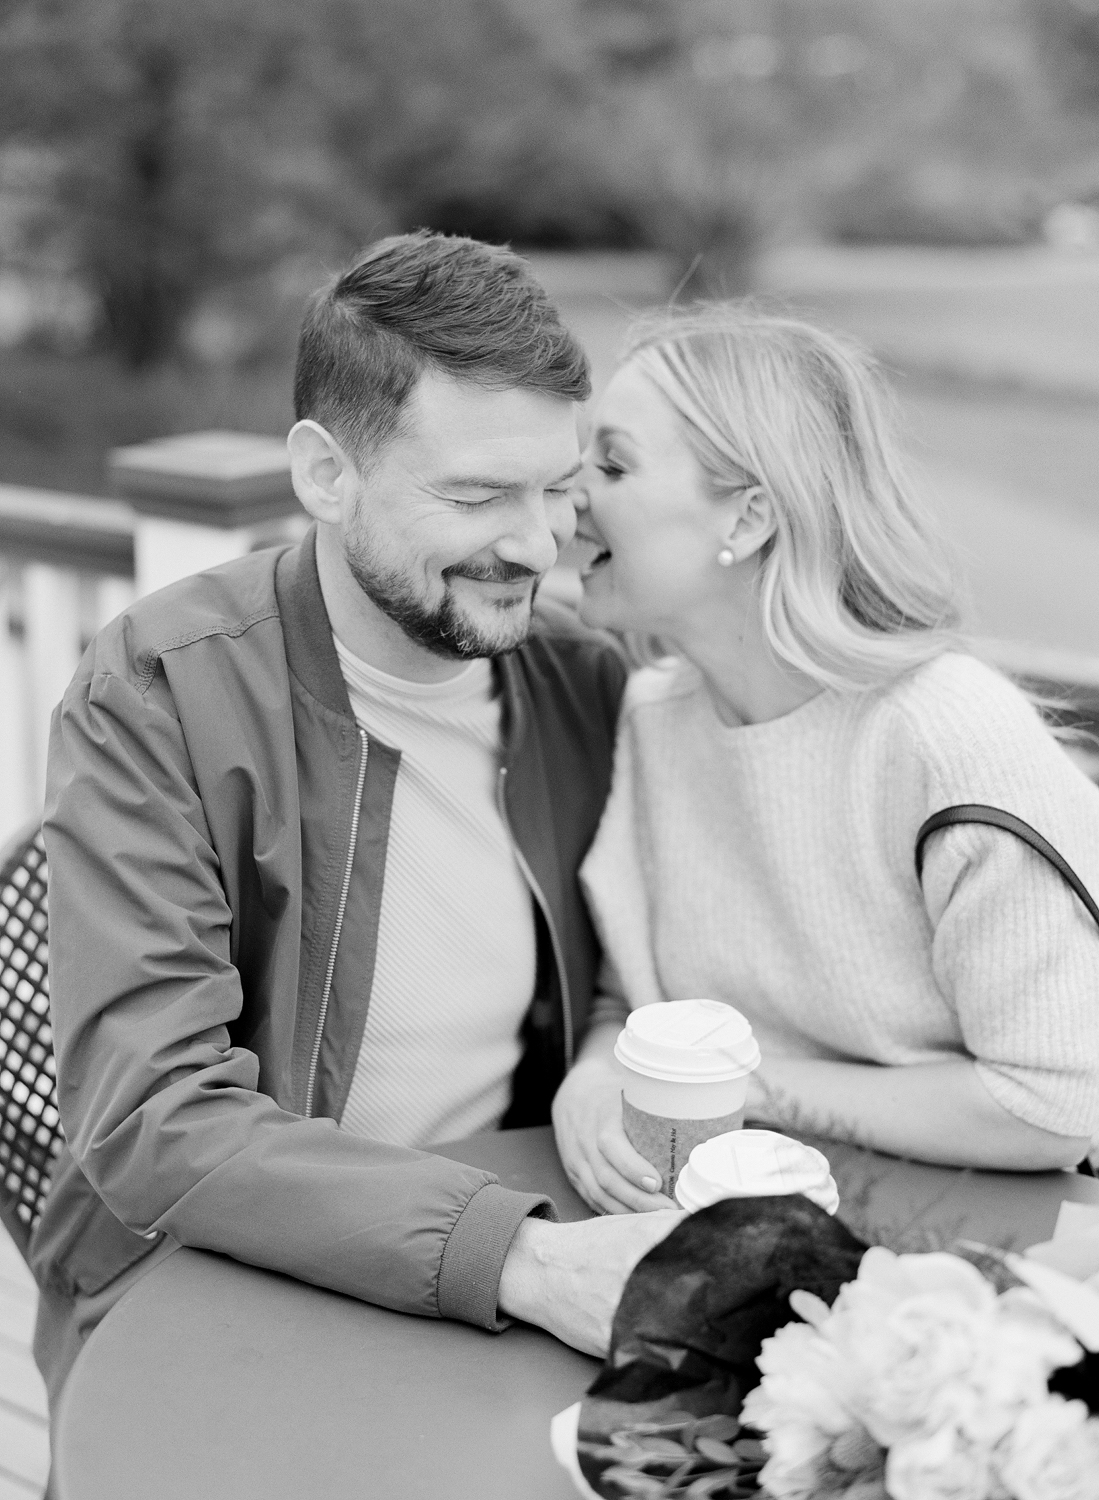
[0,823,64,1261]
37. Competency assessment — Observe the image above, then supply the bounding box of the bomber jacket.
[33,528,626,1328]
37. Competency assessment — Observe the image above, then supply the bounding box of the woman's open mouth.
[580,546,612,580]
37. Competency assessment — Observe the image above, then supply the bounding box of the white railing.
[0,432,306,849]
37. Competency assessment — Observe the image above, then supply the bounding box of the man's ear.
[287,420,353,524]
[719,484,777,565]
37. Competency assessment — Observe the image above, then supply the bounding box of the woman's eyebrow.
[594,424,636,446]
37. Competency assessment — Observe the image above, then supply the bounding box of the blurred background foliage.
[0,0,1097,493]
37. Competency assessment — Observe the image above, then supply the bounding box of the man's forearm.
[749,1056,1089,1171]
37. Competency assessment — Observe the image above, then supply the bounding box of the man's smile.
[445,560,541,586]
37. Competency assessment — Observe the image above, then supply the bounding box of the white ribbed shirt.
[334,640,536,1147]
[581,652,1099,1139]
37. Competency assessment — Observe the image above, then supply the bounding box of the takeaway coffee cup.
[675,1129,840,1216]
[614,999,761,1196]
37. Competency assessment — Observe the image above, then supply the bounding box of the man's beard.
[345,545,541,660]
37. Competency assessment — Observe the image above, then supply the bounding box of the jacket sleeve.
[43,667,553,1327]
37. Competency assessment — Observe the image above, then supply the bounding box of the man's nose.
[496,491,576,573]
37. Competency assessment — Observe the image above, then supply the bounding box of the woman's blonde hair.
[622,303,964,691]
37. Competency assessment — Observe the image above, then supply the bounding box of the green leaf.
[694,1436,741,1465]
[693,1415,741,1443]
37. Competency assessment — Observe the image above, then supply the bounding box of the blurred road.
[915,457,1099,659]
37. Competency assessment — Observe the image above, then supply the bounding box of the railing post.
[108,431,303,598]
[0,565,34,841]
[24,563,84,810]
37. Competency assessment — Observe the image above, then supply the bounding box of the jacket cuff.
[437,1182,558,1330]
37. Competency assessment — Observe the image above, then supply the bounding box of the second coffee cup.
[615,998,761,1196]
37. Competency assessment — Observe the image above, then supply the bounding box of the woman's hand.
[552,1040,677,1215]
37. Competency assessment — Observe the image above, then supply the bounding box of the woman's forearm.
[574,1018,624,1069]
[748,1056,1090,1171]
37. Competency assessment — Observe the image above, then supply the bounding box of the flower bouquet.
[552,1197,1099,1500]
[742,1241,1099,1500]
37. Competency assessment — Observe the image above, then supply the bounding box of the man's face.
[341,371,581,659]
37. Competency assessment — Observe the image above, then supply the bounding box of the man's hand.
[552,1037,677,1215]
[498,1210,685,1357]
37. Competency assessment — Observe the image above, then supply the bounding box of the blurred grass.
[756,244,1099,399]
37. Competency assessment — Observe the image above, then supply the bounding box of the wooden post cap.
[109,431,298,528]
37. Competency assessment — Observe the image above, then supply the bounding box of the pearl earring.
[717,547,735,567]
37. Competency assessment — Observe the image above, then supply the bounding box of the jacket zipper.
[305,728,368,1117]
[496,765,574,1069]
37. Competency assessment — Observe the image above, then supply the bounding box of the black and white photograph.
[2,3,1099,1497]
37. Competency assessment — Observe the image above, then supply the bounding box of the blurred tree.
[625,0,1064,257]
[0,0,1082,369]
[311,0,647,251]
[0,0,375,364]
[0,0,664,362]
[1026,0,1099,112]
[804,0,1062,246]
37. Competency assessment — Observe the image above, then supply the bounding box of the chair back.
[0,824,64,1260]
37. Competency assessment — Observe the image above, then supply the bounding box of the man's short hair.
[293,231,591,470]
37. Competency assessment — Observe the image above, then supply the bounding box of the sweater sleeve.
[914,677,1099,1140]
[585,950,632,1033]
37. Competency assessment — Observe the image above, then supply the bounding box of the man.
[33,231,680,1407]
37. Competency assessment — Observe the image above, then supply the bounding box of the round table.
[53,1127,1099,1500]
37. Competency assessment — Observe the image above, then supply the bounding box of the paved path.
[0,1227,47,1498]
[757,244,1099,397]
[918,459,1099,661]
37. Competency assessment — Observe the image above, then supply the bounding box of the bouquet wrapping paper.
[552,1197,1099,1500]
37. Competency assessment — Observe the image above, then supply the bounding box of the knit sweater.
[580,652,1099,1139]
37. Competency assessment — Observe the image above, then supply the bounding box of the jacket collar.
[493,651,529,762]
[275,525,356,719]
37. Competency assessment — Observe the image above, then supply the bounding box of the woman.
[552,304,1099,1216]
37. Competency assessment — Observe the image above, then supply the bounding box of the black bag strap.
[915,803,1099,933]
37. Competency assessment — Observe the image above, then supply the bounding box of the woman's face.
[576,359,736,637]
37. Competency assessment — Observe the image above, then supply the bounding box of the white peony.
[748,1320,856,1436]
[825,1250,997,1365]
[822,1251,998,1447]
[964,1295,1085,1446]
[749,1247,1096,1500]
[744,1320,861,1500]
[834,1247,999,1318]
[885,1422,993,1500]
[996,1395,1099,1500]
[748,1420,834,1500]
[856,1295,991,1446]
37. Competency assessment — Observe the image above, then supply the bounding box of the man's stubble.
[343,514,540,661]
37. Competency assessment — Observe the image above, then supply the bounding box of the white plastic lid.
[674,1129,840,1216]
[613,999,761,1083]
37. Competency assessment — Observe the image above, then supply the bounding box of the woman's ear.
[719,484,777,565]
[287,420,353,524]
